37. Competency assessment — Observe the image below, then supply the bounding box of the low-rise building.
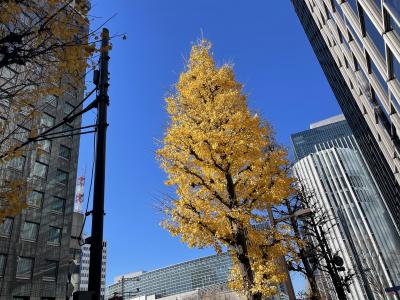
[106,253,291,300]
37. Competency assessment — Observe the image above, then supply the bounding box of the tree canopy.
[158,40,295,299]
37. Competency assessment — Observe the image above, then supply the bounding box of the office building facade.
[0,91,83,299]
[292,116,400,299]
[106,253,291,300]
[291,0,400,230]
[79,240,107,298]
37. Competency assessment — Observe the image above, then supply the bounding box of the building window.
[32,161,48,178]
[16,257,34,279]
[387,9,400,37]
[27,191,43,208]
[63,102,75,115]
[353,54,360,71]
[370,59,388,93]
[19,105,33,117]
[40,113,55,129]
[392,93,400,114]
[392,52,400,81]
[0,217,13,237]
[21,221,39,242]
[348,26,363,50]
[50,197,65,213]
[42,260,58,281]
[346,0,358,14]
[7,156,25,171]
[37,139,51,153]
[373,0,382,10]
[333,0,344,18]
[13,297,29,300]
[361,9,386,58]
[14,126,29,142]
[385,0,400,20]
[59,145,71,160]
[56,169,68,185]
[48,227,61,245]
[44,95,57,107]
[0,254,6,276]
[0,117,6,132]
[62,123,74,138]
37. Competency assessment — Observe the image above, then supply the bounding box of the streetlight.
[274,207,312,223]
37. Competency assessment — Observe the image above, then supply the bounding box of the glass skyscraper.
[292,116,400,299]
[291,0,400,232]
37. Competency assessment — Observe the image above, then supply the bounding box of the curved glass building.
[292,116,400,299]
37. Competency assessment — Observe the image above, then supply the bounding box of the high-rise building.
[106,253,292,300]
[0,13,87,299]
[291,115,400,299]
[0,93,83,299]
[291,0,400,230]
[79,240,107,298]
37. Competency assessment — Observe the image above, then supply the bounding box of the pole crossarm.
[38,124,98,138]
[34,129,97,142]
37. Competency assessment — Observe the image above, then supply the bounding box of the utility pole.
[87,27,110,300]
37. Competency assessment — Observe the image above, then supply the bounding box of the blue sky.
[77,0,342,294]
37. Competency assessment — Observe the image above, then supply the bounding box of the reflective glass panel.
[62,123,73,138]
[389,11,400,38]
[16,257,33,278]
[40,113,55,128]
[59,145,71,160]
[14,126,28,141]
[37,139,51,153]
[21,222,38,241]
[50,197,64,213]
[63,102,74,115]
[334,0,344,18]
[7,156,25,171]
[56,169,68,185]
[392,54,400,81]
[0,218,13,237]
[27,191,43,208]
[32,161,48,178]
[362,10,385,58]
[44,95,57,107]
[347,0,358,14]
[373,0,382,10]
[370,59,388,93]
[42,260,58,281]
[0,254,6,276]
[348,25,363,50]
[385,0,400,20]
[48,227,61,245]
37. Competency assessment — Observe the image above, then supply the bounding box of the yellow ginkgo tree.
[157,40,295,300]
[0,0,96,220]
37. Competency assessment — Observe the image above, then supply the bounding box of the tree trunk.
[298,248,321,300]
[286,201,321,300]
[235,228,258,300]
